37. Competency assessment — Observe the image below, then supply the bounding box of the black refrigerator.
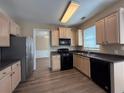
[1,35,34,82]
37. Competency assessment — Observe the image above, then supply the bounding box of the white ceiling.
[0,0,119,26]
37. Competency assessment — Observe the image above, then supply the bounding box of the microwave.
[59,38,71,46]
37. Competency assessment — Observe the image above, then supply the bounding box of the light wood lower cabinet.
[0,74,11,93]
[82,57,90,77]
[0,61,21,93]
[0,67,11,93]
[51,55,61,71]
[73,54,90,77]
[12,62,21,91]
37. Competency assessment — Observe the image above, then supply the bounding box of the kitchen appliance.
[90,58,111,93]
[57,48,73,70]
[1,35,34,82]
[59,38,71,46]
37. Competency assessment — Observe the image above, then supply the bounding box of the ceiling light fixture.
[60,1,80,23]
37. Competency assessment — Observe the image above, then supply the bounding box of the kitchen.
[0,0,124,93]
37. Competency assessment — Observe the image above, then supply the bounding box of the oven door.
[60,53,73,70]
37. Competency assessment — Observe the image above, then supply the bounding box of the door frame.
[33,29,50,70]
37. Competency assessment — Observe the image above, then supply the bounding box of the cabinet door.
[12,62,21,91]
[80,56,85,73]
[77,30,83,46]
[51,29,59,46]
[52,55,60,71]
[16,24,21,36]
[70,30,76,46]
[65,28,71,38]
[105,12,119,44]
[76,55,82,70]
[0,13,10,46]
[96,19,105,44]
[73,54,77,67]
[83,57,90,77]
[0,74,11,93]
[59,27,66,38]
[10,20,17,35]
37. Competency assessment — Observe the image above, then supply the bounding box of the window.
[84,26,99,49]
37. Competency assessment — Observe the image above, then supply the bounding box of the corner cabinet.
[0,11,10,47]
[96,8,124,44]
[51,29,59,46]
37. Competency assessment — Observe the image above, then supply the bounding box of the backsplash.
[77,45,124,56]
[100,45,124,55]
[50,46,77,52]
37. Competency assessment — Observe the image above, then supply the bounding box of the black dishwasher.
[90,58,111,93]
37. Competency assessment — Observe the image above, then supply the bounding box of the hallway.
[14,58,106,93]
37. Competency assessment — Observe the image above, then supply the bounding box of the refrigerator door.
[26,38,34,78]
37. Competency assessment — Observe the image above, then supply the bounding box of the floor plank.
[14,58,106,93]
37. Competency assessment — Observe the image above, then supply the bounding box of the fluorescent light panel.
[61,1,80,23]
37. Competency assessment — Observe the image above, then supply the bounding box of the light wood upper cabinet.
[51,29,59,46]
[96,19,105,44]
[59,27,66,38]
[0,11,10,47]
[70,30,76,46]
[105,13,119,44]
[51,27,77,46]
[10,20,21,36]
[96,8,124,44]
[76,29,83,46]
[59,27,72,38]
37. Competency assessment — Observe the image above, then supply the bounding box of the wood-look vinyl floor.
[14,58,106,93]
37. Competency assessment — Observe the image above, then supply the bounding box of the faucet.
[87,48,90,55]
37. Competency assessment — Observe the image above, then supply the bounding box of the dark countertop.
[0,59,20,71]
[51,50,124,63]
[75,52,124,63]
[50,51,59,55]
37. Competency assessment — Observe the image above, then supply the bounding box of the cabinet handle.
[10,73,13,76]
[105,41,108,44]
[2,72,6,74]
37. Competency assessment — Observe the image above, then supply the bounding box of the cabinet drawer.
[12,61,20,69]
[0,66,11,80]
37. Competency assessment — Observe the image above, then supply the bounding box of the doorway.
[33,29,50,70]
